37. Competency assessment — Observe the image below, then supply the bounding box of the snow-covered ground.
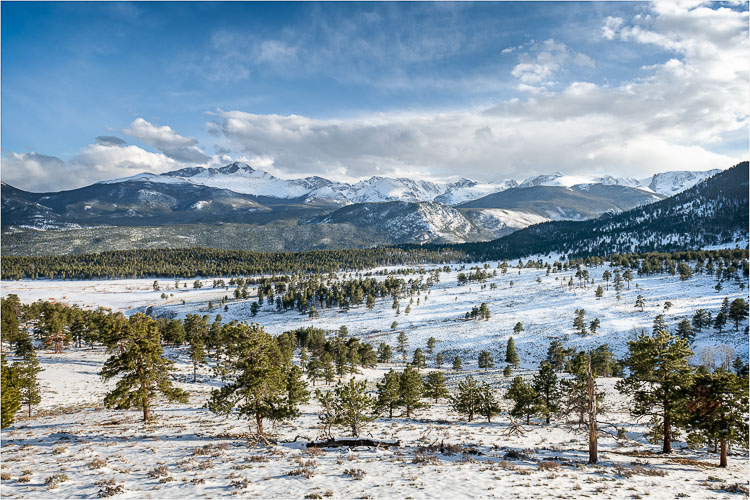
[3,262,747,368]
[1,262,748,498]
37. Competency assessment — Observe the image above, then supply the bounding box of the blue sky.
[2,1,747,191]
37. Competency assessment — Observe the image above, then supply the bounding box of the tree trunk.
[193,363,197,383]
[143,405,150,422]
[28,402,32,417]
[587,358,598,464]
[255,411,264,437]
[663,406,672,453]
[720,438,727,467]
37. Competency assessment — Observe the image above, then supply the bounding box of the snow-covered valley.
[1,260,748,498]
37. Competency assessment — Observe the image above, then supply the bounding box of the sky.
[1,1,748,192]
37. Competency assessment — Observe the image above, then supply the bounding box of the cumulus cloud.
[2,143,183,192]
[124,118,211,163]
[205,2,746,182]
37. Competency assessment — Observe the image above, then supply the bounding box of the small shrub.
[88,458,107,469]
[412,452,441,465]
[1,473,11,481]
[288,467,314,479]
[231,477,251,489]
[97,483,124,497]
[343,468,366,480]
[147,465,169,478]
[45,473,70,489]
[538,461,561,471]
[18,476,31,483]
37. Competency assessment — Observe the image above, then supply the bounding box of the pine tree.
[1,354,21,428]
[533,361,561,424]
[635,295,645,312]
[306,356,324,386]
[451,375,481,422]
[435,352,444,369]
[692,309,709,332]
[728,298,748,331]
[15,349,43,417]
[713,311,727,333]
[595,285,604,299]
[506,376,540,425]
[398,365,426,418]
[513,322,524,335]
[547,340,566,372]
[676,318,694,342]
[452,355,462,371]
[651,314,667,335]
[426,337,437,355]
[423,371,449,403]
[322,352,336,384]
[589,318,601,335]
[285,365,310,419]
[397,331,408,357]
[683,368,748,467]
[479,303,491,321]
[377,342,393,363]
[101,313,188,422]
[561,353,603,463]
[505,337,519,368]
[411,348,426,370]
[503,365,512,377]
[602,270,611,290]
[573,309,587,335]
[325,378,375,437]
[477,382,501,423]
[478,350,494,371]
[207,323,299,436]
[376,369,400,418]
[189,334,206,383]
[616,329,693,453]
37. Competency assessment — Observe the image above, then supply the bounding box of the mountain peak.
[217,162,254,175]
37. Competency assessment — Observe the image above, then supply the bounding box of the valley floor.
[1,261,748,498]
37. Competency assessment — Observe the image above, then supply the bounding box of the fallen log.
[306,438,401,449]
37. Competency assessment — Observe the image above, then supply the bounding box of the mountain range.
[0,162,736,254]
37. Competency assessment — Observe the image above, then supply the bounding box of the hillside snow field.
[1,262,747,498]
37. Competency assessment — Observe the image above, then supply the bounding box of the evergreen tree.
[503,365,512,377]
[322,352,336,384]
[451,375,481,422]
[324,378,375,437]
[561,352,603,463]
[513,322,524,335]
[477,383,501,423]
[676,318,694,342]
[377,342,393,363]
[692,309,709,332]
[652,314,668,335]
[435,352,444,369]
[423,371,449,403]
[452,355,462,371]
[728,298,748,331]
[547,340,566,372]
[595,285,604,299]
[683,368,748,467]
[616,329,693,453]
[573,309,587,335]
[411,348,426,370]
[589,318,601,335]
[306,356,324,387]
[635,295,645,312]
[398,365,426,418]
[602,270,611,290]
[479,303,491,321]
[505,337,519,368]
[15,349,43,417]
[1,354,21,428]
[207,323,299,436]
[533,361,561,424]
[397,331,408,357]
[101,313,188,422]
[426,337,437,355]
[506,376,540,424]
[285,365,310,419]
[189,334,206,383]
[1,295,22,352]
[713,311,727,333]
[376,369,400,418]
[478,350,494,371]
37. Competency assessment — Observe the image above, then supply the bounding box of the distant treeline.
[1,245,747,281]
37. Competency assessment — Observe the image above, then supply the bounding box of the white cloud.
[510,39,595,87]
[124,118,210,163]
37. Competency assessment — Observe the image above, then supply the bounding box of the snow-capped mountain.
[434,178,518,205]
[645,169,721,197]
